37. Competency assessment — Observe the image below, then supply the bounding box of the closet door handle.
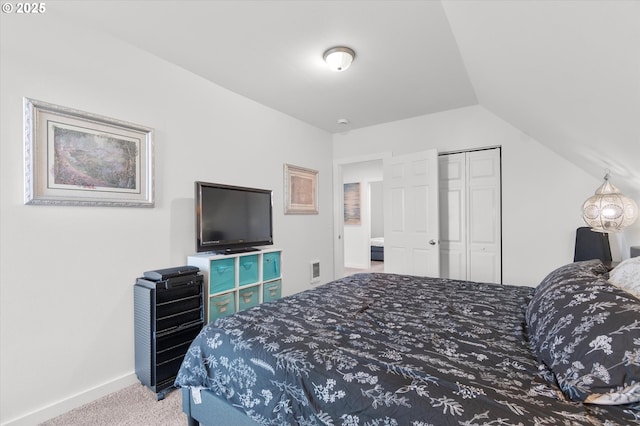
[429,239,438,246]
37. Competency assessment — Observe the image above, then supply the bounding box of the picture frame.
[24,98,154,207]
[343,182,361,225]
[284,163,318,214]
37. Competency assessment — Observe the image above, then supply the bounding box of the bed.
[370,237,384,261]
[175,258,640,425]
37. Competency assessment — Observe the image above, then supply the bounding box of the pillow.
[526,260,640,404]
[609,256,640,299]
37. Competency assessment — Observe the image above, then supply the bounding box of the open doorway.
[343,180,385,277]
[333,154,389,279]
[341,160,383,274]
[333,149,440,279]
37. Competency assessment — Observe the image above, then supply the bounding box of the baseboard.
[1,373,138,426]
[345,262,369,270]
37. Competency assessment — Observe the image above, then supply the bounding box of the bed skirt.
[182,388,257,426]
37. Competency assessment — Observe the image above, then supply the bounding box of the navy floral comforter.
[175,272,640,425]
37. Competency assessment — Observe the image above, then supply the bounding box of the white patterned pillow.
[609,256,640,298]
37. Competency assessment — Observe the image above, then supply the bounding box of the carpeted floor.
[343,260,384,277]
[40,384,185,426]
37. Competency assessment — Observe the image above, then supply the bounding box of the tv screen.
[195,181,273,253]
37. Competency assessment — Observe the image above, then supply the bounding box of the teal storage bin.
[209,258,235,294]
[209,292,236,322]
[238,285,259,310]
[263,252,281,281]
[263,280,281,303]
[239,254,259,286]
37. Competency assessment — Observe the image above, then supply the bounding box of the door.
[439,152,466,279]
[383,149,440,277]
[439,148,502,283]
[467,149,501,282]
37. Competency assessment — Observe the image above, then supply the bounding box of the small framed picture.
[24,98,154,207]
[284,163,318,214]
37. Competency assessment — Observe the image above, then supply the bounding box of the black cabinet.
[134,274,204,400]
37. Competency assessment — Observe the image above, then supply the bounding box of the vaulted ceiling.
[56,0,639,196]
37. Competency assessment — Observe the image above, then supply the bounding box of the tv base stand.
[219,247,260,255]
[187,248,282,322]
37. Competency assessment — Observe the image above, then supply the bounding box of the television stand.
[219,247,260,255]
[187,248,282,322]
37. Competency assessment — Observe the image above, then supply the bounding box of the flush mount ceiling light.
[323,46,355,72]
[582,170,638,233]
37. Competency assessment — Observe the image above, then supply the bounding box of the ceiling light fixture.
[323,46,355,72]
[581,170,638,233]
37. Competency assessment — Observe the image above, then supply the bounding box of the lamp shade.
[323,47,355,72]
[582,173,638,232]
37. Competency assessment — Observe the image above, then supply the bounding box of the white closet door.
[439,153,466,279]
[467,149,501,283]
[439,148,502,283]
[383,149,440,277]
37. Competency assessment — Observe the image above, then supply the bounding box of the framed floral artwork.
[24,98,154,207]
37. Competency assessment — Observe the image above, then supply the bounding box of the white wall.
[0,12,334,425]
[370,182,384,237]
[333,106,603,286]
[618,187,640,259]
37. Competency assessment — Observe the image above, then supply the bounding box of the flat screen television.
[195,181,273,254]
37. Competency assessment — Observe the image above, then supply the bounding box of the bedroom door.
[383,149,440,277]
